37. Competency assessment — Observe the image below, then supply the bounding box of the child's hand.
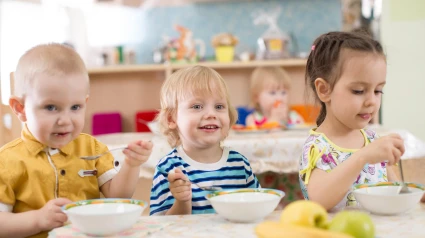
[123,140,153,167]
[35,198,72,231]
[357,134,405,166]
[269,101,288,124]
[168,168,192,202]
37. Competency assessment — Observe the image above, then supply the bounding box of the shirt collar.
[21,125,74,156]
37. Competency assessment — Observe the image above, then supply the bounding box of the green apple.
[328,211,375,238]
[280,200,329,228]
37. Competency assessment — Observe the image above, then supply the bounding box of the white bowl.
[206,188,284,223]
[353,182,424,215]
[62,199,146,235]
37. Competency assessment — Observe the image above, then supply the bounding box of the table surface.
[49,203,425,238]
[95,126,425,177]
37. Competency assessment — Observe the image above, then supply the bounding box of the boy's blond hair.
[14,43,89,98]
[158,65,237,147]
[250,67,292,111]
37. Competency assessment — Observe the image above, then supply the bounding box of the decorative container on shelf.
[212,32,239,62]
[252,7,291,60]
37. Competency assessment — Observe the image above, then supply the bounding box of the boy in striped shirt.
[150,66,260,215]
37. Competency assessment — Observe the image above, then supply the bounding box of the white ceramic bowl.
[62,199,147,235]
[206,188,284,223]
[353,182,424,215]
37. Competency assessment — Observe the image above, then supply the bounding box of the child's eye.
[71,105,81,110]
[45,105,56,111]
[375,90,384,95]
[192,104,202,109]
[215,104,225,110]
[269,91,276,95]
[352,90,364,95]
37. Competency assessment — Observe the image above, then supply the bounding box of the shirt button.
[60,169,66,176]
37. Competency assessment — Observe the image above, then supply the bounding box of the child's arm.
[307,157,367,210]
[269,102,288,124]
[245,114,256,128]
[0,198,71,238]
[242,156,260,188]
[101,140,153,198]
[165,168,192,215]
[307,134,404,210]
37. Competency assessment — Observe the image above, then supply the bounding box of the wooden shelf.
[88,59,307,75]
[169,59,307,70]
[88,64,167,74]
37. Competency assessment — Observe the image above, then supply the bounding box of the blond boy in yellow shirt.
[0,43,153,238]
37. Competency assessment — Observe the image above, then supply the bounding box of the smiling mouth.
[199,125,219,129]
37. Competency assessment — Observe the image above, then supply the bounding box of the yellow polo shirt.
[0,126,117,238]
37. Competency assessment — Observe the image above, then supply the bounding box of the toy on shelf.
[165,25,205,63]
[211,32,239,62]
[252,7,291,60]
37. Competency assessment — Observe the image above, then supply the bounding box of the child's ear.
[9,96,26,122]
[314,78,331,103]
[167,112,177,129]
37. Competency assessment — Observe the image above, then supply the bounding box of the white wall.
[381,0,425,141]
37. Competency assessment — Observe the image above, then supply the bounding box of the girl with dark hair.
[298,31,407,211]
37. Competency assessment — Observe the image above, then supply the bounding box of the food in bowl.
[62,199,146,235]
[353,182,424,215]
[206,188,284,223]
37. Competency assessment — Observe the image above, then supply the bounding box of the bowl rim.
[353,181,424,191]
[205,188,285,201]
[62,198,147,215]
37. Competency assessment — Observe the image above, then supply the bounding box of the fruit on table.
[256,200,375,238]
[256,221,353,238]
[280,200,328,228]
[328,211,375,238]
[259,121,280,129]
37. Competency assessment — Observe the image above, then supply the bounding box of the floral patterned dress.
[298,128,388,211]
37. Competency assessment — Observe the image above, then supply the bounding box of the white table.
[96,126,425,178]
[49,204,425,238]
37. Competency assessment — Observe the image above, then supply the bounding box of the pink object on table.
[92,112,122,135]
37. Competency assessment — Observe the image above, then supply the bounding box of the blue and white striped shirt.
[149,146,260,215]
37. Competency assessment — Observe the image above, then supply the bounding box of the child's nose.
[57,113,71,126]
[365,93,378,107]
[204,107,217,119]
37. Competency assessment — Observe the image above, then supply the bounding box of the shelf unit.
[85,59,310,133]
[88,59,307,77]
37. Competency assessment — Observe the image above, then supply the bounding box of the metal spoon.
[80,146,127,160]
[157,167,222,191]
[398,160,411,194]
